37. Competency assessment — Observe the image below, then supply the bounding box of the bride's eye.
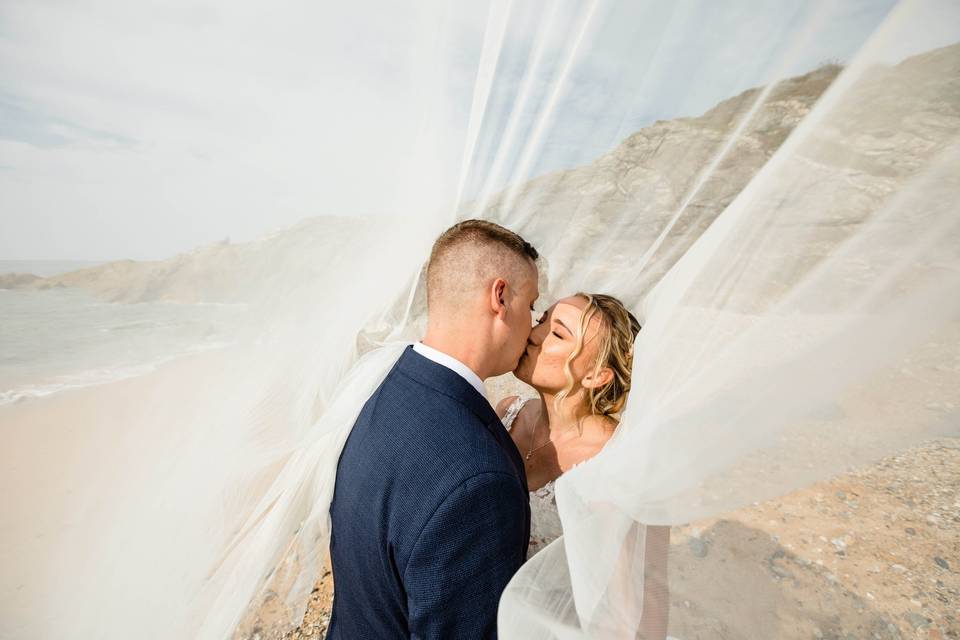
[552,331,562,339]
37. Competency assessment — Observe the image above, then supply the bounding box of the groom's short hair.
[427,219,538,312]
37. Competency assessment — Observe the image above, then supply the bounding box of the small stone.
[903,612,930,629]
[891,564,907,573]
[851,595,866,612]
[688,537,709,558]
[813,627,824,639]
[835,490,847,500]
[770,564,794,580]
[905,527,916,535]
[933,556,949,570]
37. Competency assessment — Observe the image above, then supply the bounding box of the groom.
[326,219,538,639]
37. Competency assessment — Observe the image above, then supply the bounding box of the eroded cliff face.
[475,63,844,301]
[5,44,957,306]
[484,44,958,308]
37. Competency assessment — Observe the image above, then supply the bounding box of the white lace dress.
[501,396,564,559]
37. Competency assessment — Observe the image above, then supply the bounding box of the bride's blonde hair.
[555,293,641,418]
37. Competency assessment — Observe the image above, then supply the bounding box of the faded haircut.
[426,219,539,312]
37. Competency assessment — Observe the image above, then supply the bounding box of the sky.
[1,0,958,261]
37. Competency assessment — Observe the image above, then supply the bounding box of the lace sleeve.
[500,396,526,432]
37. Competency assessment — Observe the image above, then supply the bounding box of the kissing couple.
[326,219,668,639]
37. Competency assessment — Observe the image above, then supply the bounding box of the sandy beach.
[0,349,242,637]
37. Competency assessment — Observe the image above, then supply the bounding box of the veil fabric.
[499,6,960,633]
[1,1,958,639]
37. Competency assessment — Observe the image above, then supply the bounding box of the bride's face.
[514,296,603,393]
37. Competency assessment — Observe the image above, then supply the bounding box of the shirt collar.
[412,342,486,398]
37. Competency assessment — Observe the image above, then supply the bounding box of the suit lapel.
[397,346,528,484]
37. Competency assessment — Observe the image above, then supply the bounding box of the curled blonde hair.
[554,293,641,419]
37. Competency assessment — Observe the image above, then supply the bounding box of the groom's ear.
[582,366,614,390]
[490,278,507,316]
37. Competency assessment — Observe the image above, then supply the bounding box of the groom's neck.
[421,326,491,380]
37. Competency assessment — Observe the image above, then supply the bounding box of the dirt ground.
[668,437,959,640]
[269,437,957,640]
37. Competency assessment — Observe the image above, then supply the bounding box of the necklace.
[525,413,582,460]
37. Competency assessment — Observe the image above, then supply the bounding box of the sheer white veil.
[500,3,960,633]
[1,1,957,638]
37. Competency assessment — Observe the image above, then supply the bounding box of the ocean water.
[0,264,241,405]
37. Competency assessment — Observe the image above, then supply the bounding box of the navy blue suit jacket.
[326,345,530,639]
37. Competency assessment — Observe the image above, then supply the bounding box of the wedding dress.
[502,395,680,640]
[500,396,565,559]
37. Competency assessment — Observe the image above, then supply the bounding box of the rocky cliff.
[483,43,958,305]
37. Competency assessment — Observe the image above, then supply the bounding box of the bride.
[496,292,670,639]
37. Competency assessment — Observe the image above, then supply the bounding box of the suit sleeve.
[404,471,527,640]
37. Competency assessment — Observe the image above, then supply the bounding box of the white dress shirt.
[412,342,487,399]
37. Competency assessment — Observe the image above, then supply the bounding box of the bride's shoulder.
[579,414,618,448]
